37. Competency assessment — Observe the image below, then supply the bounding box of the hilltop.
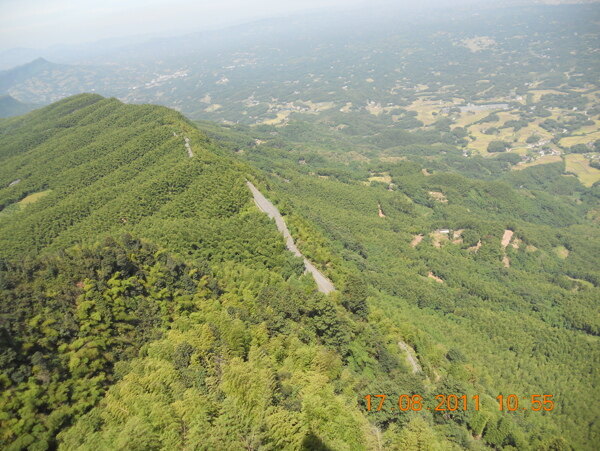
[0,58,57,93]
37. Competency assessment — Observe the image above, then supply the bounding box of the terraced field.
[565,154,600,187]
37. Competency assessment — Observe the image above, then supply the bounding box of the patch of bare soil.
[428,191,448,203]
[452,229,464,244]
[430,231,448,248]
[501,229,514,248]
[427,272,444,283]
[468,240,482,252]
[411,234,424,247]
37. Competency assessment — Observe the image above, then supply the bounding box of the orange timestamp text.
[364,394,480,412]
[364,394,555,412]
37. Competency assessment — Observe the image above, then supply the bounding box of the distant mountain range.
[1,3,598,120]
[0,58,58,92]
[0,57,128,104]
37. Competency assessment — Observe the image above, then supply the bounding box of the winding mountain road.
[246,181,335,294]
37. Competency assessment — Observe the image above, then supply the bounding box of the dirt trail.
[398,341,422,374]
[501,229,514,267]
[184,136,194,158]
[246,181,335,294]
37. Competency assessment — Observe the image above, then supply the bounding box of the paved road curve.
[246,181,336,294]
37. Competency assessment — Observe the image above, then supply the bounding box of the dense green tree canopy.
[1,94,598,450]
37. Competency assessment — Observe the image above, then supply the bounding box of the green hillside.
[0,93,287,268]
[0,94,598,450]
[199,118,600,450]
[0,94,421,450]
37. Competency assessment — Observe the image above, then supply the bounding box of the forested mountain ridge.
[3,4,599,187]
[0,93,256,261]
[0,94,430,450]
[0,94,598,449]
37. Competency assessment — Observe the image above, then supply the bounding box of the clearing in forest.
[427,272,444,283]
[565,154,600,187]
[19,190,51,205]
[1,190,52,217]
[204,104,222,113]
[468,240,482,252]
[411,234,424,247]
[513,155,562,170]
[452,229,464,244]
[368,173,392,184]
[460,36,496,52]
[428,191,447,203]
[501,229,514,248]
[554,246,570,259]
[430,231,449,248]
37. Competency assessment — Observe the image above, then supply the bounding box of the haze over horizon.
[1,0,368,52]
[2,0,594,53]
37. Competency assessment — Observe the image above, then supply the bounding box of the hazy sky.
[2,0,586,52]
[0,0,368,51]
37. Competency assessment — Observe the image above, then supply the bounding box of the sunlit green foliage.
[0,95,424,450]
[200,117,600,450]
[1,93,598,450]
